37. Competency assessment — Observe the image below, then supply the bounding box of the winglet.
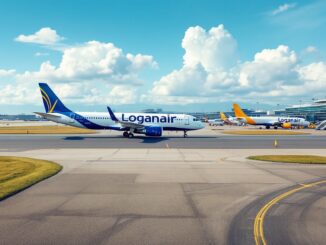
[107,106,119,122]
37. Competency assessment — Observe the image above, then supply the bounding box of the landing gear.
[274,126,278,130]
[123,131,129,137]
[266,125,270,129]
[183,130,188,138]
[123,131,134,138]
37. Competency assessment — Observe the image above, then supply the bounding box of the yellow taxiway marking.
[254,179,326,245]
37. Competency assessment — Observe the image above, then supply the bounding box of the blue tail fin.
[39,83,71,113]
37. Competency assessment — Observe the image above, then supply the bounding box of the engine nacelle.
[282,122,292,129]
[144,126,163,136]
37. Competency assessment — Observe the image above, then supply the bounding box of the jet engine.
[142,126,163,136]
[282,122,292,129]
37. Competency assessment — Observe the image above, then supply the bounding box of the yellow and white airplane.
[233,103,310,129]
[220,112,241,125]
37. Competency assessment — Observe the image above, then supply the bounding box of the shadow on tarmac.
[63,135,217,143]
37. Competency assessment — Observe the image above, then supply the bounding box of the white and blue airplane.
[35,83,204,137]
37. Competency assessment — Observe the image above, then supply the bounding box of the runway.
[1,134,326,150]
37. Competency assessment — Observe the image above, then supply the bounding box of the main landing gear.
[123,131,134,138]
[183,130,188,138]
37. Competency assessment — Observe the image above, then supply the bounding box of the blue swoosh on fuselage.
[60,111,126,130]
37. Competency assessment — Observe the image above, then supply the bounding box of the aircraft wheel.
[123,131,129,137]
[266,125,270,129]
[274,126,278,130]
[183,131,188,138]
[128,133,134,138]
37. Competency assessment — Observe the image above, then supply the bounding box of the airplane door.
[185,117,190,125]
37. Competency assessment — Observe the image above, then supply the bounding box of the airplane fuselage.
[239,116,310,127]
[43,111,204,131]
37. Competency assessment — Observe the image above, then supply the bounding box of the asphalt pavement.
[0,134,326,150]
[0,148,325,244]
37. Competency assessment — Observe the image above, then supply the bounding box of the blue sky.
[0,0,325,113]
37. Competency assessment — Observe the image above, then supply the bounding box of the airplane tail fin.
[220,112,228,121]
[233,103,248,118]
[39,83,71,113]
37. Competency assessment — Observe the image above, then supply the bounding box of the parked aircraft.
[35,83,204,137]
[233,103,310,129]
[207,118,224,126]
[220,112,241,125]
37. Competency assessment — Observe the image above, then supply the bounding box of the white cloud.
[0,84,39,105]
[239,45,299,88]
[0,39,156,106]
[0,69,16,77]
[35,52,49,57]
[2,25,326,107]
[147,25,239,104]
[146,24,326,105]
[182,25,237,70]
[305,46,318,53]
[54,41,155,82]
[15,27,64,45]
[271,3,296,16]
[18,41,156,85]
[107,86,138,104]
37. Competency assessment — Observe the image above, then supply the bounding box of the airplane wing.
[107,107,144,129]
[34,112,61,119]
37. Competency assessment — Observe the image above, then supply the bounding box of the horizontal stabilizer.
[34,112,61,119]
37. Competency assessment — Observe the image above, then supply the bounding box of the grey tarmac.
[1,134,326,151]
[0,147,325,245]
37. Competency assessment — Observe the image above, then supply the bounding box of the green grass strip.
[248,155,326,164]
[0,156,62,200]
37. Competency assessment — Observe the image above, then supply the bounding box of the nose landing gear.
[183,130,188,138]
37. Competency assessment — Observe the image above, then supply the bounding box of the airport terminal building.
[275,99,326,122]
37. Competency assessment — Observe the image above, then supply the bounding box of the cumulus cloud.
[145,24,326,105]
[2,24,326,107]
[239,45,299,88]
[18,41,156,85]
[0,69,16,77]
[271,3,296,16]
[0,38,156,105]
[15,27,64,45]
[182,25,237,70]
[146,24,239,104]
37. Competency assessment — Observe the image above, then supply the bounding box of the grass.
[222,130,308,135]
[0,125,94,134]
[248,155,326,164]
[0,156,62,200]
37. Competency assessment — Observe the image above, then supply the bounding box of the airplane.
[207,118,224,126]
[35,83,205,138]
[220,112,241,125]
[233,103,310,129]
